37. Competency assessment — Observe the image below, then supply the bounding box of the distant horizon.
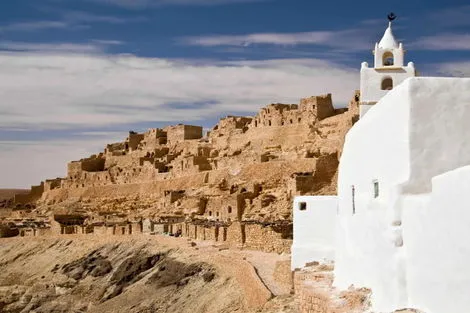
[1,0,469,188]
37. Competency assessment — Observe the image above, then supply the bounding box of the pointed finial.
[387,12,396,28]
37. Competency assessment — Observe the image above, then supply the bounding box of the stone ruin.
[1,92,360,253]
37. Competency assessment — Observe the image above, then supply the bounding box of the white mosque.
[292,15,470,313]
[359,18,416,117]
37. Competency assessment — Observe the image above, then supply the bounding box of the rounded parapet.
[361,62,369,69]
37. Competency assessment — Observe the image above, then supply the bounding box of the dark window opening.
[383,51,394,66]
[373,180,379,198]
[352,185,356,215]
[381,77,393,90]
[299,202,307,211]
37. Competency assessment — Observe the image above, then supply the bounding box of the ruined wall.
[44,178,62,192]
[252,104,300,128]
[205,196,240,222]
[288,174,315,196]
[81,156,106,172]
[166,125,203,144]
[105,142,126,156]
[127,132,144,151]
[294,264,370,313]
[212,116,252,137]
[140,128,167,149]
[299,94,335,121]
[244,223,292,254]
[14,183,44,204]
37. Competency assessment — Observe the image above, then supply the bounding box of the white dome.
[378,23,399,49]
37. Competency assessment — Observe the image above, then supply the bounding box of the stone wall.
[44,178,62,192]
[244,223,292,254]
[81,156,106,172]
[205,196,239,222]
[294,264,370,313]
[166,125,203,144]
[140,128,167,149]
[179,221,291,254]
[212,116,253,137]
[299,94,335,121]
[253,104,300,127]
[127,132,145,151]
[14,182,44,204]
[288,174,315,196]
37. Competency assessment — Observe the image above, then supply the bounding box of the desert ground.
[0,234,297,313]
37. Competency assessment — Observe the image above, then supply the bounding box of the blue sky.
[0,0,469,188]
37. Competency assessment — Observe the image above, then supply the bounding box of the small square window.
[299,202,307,211]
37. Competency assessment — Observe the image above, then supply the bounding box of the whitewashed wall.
[335,77,470,312]
[359,62,415,104]
[334,78,412,311]
[404,77,470,193]
[403,166,470,313]
[291,196,337,270]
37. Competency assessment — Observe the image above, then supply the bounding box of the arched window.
[381,77,393,90]
[383,51,394,66]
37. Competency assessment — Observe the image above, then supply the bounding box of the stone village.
[2,91,355,255]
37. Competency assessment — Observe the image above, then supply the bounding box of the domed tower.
[359,13,417,118]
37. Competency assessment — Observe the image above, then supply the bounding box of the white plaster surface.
[378,23,398,49]
[360,64,415,104]
[359,104,374,118]
[360,22,415,112]
[291,196,337,270]
[403,166,470,313]
[334,77,470,312]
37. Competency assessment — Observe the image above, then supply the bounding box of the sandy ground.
[0,234,297,313]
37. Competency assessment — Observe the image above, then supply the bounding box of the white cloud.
[179,29,373,51]
[87,0,269,8]
[0,11,143,34]
[90,39,124,45]
[182,32,332,46]
[0,42,104,53]
[0,21,71,32]
[0,51,359,188]
[435,61,470,77]
[62,10,142,24]
[426,5,470,27]
[0,52,358,131]
[411,34,470,51]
